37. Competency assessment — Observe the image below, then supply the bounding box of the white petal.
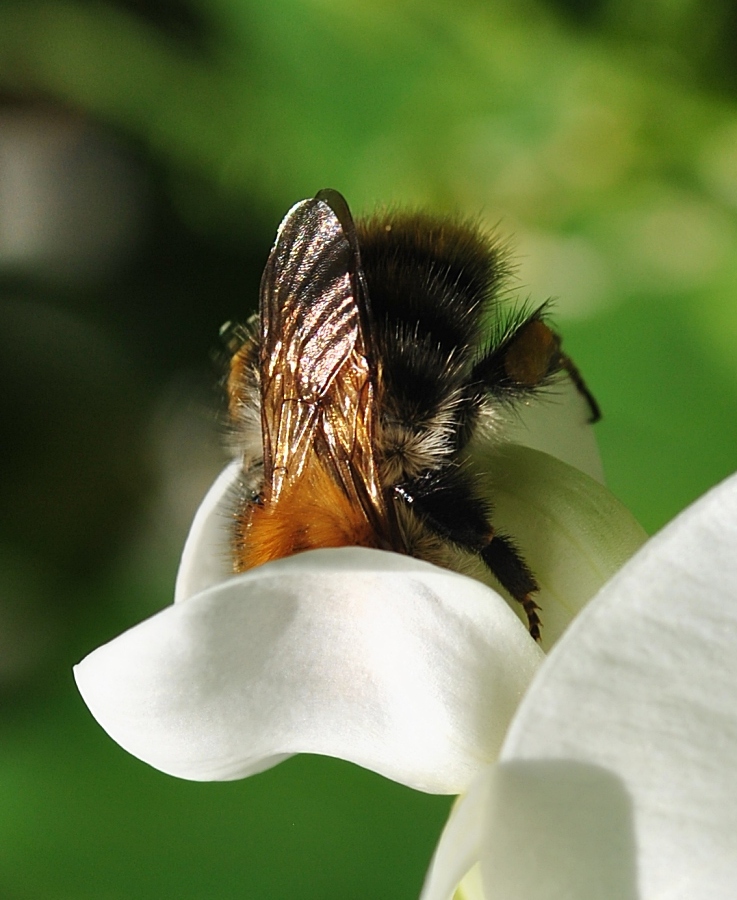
[421,768,493,900]
[174,459,241,603]
[75,547,543,793]
[479,760,637,900]
[470,445,647,650]
[494,471,737,898]
[423,760,637,900]
[505,374,603,483]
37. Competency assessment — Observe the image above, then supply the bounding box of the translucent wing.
[259,191,386,530]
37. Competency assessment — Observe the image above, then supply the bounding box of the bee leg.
[480,532,541,641]
[395,474,543,640]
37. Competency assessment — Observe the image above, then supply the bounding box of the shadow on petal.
[481,759,638,900]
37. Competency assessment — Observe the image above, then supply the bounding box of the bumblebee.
[223,189,599,640]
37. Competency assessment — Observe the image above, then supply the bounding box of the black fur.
[355,207,592,638]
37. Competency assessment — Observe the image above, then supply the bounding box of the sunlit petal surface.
[75,548,543,793]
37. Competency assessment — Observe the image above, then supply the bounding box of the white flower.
[74,382,644,793]
[422,470,737,899]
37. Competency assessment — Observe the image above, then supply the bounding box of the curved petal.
[478,760,637,900]
[421,761,637,900]
[505,374,603,484]
[75,547,543,793]
[468,445,647,650]
[421,768,492,900]
[495,471,737,897]
[174,459,241,603]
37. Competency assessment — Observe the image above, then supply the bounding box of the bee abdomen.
[233,455,388,571]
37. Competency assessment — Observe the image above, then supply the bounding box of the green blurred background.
[1,0,737,896]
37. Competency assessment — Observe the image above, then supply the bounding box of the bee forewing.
[257,194,386,532]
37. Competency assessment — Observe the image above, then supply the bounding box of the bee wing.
[259,193,385,525]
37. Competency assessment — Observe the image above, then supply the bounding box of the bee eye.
[503,319,559,386]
